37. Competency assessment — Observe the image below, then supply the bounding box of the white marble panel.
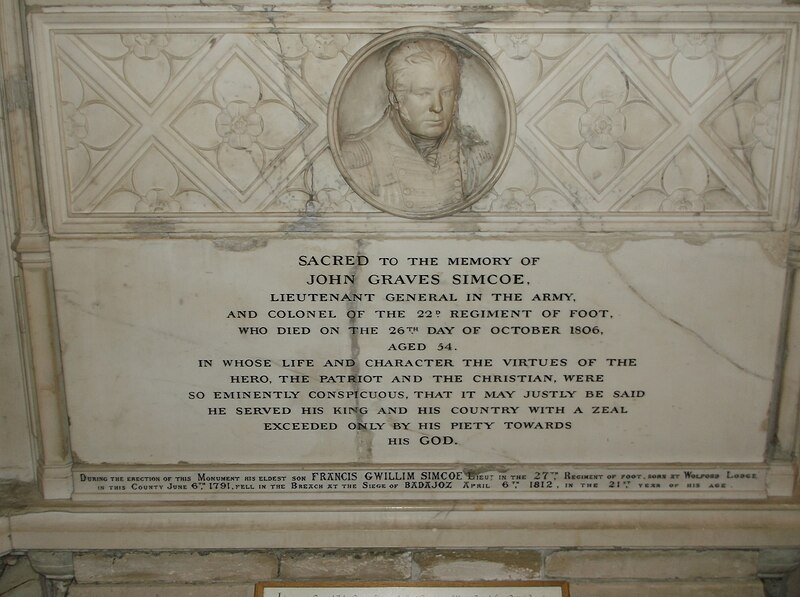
[51,237,783,471]
[27,11,800,233]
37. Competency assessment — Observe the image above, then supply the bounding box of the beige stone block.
[545,549,758,579]
[67,585,254,597]
[0,557,40,594]
[280,551,411,580]
[568,581,765,597]
[0,28,34,484]
[73,551,278,584]
[787,565,800,596]
[415,550,542,581]
[2,580,43,597]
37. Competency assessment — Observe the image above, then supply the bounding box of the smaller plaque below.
[255,583,569,597]
[71,465,767,501]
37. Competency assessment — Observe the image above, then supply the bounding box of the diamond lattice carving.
[620,142,748,212]
[628,32,765,106]
[171,52,312,197]
[259,33,375,102]
[530,51,673,195]
[95,144,222,213]
[471,145,577,213]
[705,59,784,196]
[56,57,137,199]
[53,33,328,214]
[32,18,795,230]
[472,33,585,105]
[78,33,212,108]
[267,150,378,214]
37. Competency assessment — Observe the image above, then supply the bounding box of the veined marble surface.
[51,236,782,469]
[27,9,800,233]
[2,1,800,507]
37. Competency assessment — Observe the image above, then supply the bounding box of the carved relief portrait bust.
[329,28,516,219]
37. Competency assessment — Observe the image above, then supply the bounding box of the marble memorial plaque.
[21,9,800,501]
[54,236,781,500]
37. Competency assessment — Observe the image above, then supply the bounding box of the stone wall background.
[0,3,35,482]
[2,1,800,597]
[0,194,35,481]
[5,548,800,597]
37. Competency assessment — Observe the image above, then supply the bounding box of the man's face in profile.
[392,61,458,139]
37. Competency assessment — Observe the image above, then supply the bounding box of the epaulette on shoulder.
[472,145,493,165]
[341,138,372,169]
[459,124,484,146]
[459,125,493,165]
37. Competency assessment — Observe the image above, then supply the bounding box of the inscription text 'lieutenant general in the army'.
[342,39,493,215]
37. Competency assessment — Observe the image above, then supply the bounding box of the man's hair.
[385,39,460,94]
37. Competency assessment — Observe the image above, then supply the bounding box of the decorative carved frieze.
[25,12,800,233]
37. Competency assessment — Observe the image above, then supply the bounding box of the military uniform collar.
[389,109,457,168]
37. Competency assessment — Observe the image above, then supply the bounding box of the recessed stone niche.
[1,0,800,596]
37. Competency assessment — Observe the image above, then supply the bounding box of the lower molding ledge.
[4,502,800,550]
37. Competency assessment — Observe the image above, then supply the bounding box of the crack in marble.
[715,31,783,212]
[0,577,39,594]
[764,266,793,460]
[271,33,322,211]
[57,291,217,351]
[720,65,764,210]
[604,253,770,381]
[349,238,372,462]
[430,502,457,522]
